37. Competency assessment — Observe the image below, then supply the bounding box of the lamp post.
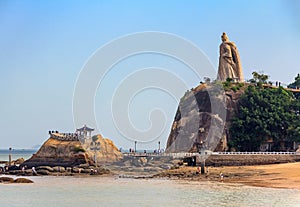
[90,138,100,167]
[158,141,161,151]
[195,140,206,174]
[8,147,12,167]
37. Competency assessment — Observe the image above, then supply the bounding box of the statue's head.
[221,32,229,42]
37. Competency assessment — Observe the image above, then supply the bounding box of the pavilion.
[76,124,94,142]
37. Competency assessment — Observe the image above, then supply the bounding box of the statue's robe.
[217,41,244,82]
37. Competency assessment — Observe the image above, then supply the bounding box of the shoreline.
[1,162,300,190]
[154,162,300,190]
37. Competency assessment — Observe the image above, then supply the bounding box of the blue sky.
[0,0,299,149]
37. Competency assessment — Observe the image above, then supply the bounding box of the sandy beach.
[156,162,300,190]
[223,162,300,189]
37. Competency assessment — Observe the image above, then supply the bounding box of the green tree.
[229,85,300,151]
[248,71,269,88]
[288,73,300,99]
[288,73,300,89]
[92,135,99,142]
[288,97,300,142]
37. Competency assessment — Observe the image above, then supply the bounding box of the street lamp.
[90,139,100,167]
[8,147,12,167]
[158,141,161,153]
[197,140,206,174]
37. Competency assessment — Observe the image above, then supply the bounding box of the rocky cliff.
[166,83,245,153]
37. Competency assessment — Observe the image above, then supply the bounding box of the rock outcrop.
[166,83,244,153]
[22,137,92,168]
[0,177,33,184]
[108,156,178,176]
[22,134,123,168]
[82,134,123,163]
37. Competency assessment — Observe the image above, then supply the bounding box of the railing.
[123,151,300,158]
[50,133,79,141]
[212,151,299,155]
[123,152,208,158]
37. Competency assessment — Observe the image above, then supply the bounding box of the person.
[32,167,37,175]
[219,172,224,182]
[217,32,244,82]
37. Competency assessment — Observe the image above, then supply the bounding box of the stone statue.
[217,32,244,82]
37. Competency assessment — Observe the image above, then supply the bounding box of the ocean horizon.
[0,149,36,162]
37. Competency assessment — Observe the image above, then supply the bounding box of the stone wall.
[205,154,300,166]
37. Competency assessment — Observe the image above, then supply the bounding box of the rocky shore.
[2,165,111,177]
[2,158,300,190]
[0,176,33,184]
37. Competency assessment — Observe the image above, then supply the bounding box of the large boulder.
[14,178,33,183]
[0,177,33,184]
[22,134,122,168]
[166,83,244,153]
[82,134,123,163]
[0,177,14,183]
[21,138,93,168]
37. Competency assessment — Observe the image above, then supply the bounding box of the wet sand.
[156,162,300,190]
[223,162,300,189]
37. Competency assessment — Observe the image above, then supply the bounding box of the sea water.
[0,176,300,207]
[1,150,300,207]
[0,149,36,163]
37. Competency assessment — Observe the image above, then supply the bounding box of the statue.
[217,32,244,82]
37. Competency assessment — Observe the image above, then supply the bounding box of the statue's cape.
[225,41,244,82]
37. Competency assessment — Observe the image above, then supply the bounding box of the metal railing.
[212,151,299,155]
[123,151,300,158]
